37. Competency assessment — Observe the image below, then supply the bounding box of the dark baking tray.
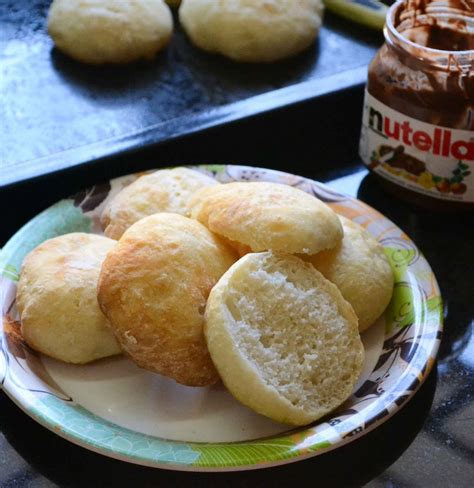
[1,0,381,188]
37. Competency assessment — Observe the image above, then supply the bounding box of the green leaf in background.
[324,0,389,30]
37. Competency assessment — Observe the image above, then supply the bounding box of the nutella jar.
[360,0,474,211]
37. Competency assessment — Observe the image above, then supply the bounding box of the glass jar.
[359,0,474,211]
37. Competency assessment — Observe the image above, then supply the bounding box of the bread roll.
[97,213,237,386]
[48,0,173,64]
[189,182,343,255]
[16,233,121,364]
[179,0,324,63]
[101,167,217,240]
[205,251,364,425]
[307,216,394,332]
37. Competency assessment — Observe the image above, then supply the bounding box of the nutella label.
[360,90,473,203]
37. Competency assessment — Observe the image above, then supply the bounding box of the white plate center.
[42,319,384,443]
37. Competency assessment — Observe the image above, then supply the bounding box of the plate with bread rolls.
[0,165,442,471]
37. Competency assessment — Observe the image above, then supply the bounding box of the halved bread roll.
[205,251,364,426]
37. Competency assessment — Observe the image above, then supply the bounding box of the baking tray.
[0,0,381,188]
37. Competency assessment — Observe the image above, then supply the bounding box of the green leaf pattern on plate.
[30,395,330,468]
[32,395,200,465]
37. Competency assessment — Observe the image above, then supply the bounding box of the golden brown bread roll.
[97,213,237,386]
[189,181,343,255]
[16,233,121,364]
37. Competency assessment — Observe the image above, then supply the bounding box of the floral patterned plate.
[0,165,442,471]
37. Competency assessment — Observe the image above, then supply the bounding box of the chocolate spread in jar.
[360,0,474,210]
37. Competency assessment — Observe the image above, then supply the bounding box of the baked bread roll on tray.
[48,0,173,64]
[179,0,324,63]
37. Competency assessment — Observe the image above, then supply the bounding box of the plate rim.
[0,164,443,471]
[0,372,436,473]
